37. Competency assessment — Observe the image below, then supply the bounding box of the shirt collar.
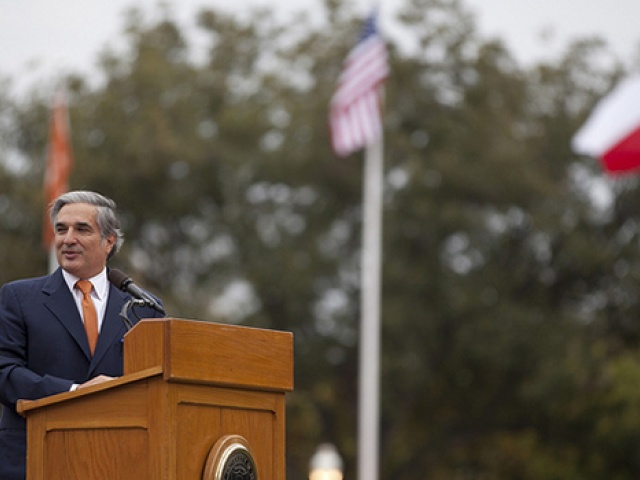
[62,267,109,301]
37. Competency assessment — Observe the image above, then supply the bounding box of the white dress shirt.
[62,267,110,332]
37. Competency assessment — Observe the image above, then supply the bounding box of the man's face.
[54,202,115,279]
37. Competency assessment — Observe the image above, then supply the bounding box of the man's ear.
[104,234,116,254]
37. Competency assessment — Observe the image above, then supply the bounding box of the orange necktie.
[76,280,98,355]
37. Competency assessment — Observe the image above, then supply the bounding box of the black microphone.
[108,268,165,315]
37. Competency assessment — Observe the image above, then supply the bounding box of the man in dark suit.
[0,191,164,480]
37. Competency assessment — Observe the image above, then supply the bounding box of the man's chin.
[58,260,82,277]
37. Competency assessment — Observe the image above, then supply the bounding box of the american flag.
[330,12,389,157]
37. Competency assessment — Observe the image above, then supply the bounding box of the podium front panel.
[174,383,286,480]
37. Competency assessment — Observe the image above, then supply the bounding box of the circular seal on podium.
[202,435,258,480]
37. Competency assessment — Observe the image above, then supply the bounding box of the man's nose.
[61,229,78,243]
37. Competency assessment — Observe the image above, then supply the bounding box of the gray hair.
[49,190,124,259]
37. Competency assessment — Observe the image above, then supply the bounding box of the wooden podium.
[17,318,294,480]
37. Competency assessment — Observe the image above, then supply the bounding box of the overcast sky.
[1,0,639,96]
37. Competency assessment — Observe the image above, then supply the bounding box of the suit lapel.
[42,269,92,360]
[89,285,128,371]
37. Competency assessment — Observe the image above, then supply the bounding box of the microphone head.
[108,268,131,290]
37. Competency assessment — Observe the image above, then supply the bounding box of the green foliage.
[2,0,640,478]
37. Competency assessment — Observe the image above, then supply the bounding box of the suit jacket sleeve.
[0,282,74,409]
[0,271,165,412]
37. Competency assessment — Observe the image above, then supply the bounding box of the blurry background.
[2,0,639,93]
[2,0,640,478]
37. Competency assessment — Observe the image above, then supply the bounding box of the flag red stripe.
[602,126,640,173]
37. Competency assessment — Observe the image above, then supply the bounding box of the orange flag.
[42,91,74,250]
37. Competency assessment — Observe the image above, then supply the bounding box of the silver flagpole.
[358,132,383,480]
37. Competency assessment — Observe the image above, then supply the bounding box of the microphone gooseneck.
[108,268,165,315]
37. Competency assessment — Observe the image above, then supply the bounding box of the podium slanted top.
[123,318,294,392]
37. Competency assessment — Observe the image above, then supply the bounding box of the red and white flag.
[330,12,389,157]
[572,74,640,174]
[42,90,74,250]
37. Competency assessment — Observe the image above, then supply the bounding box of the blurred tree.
[0,80,51,285]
